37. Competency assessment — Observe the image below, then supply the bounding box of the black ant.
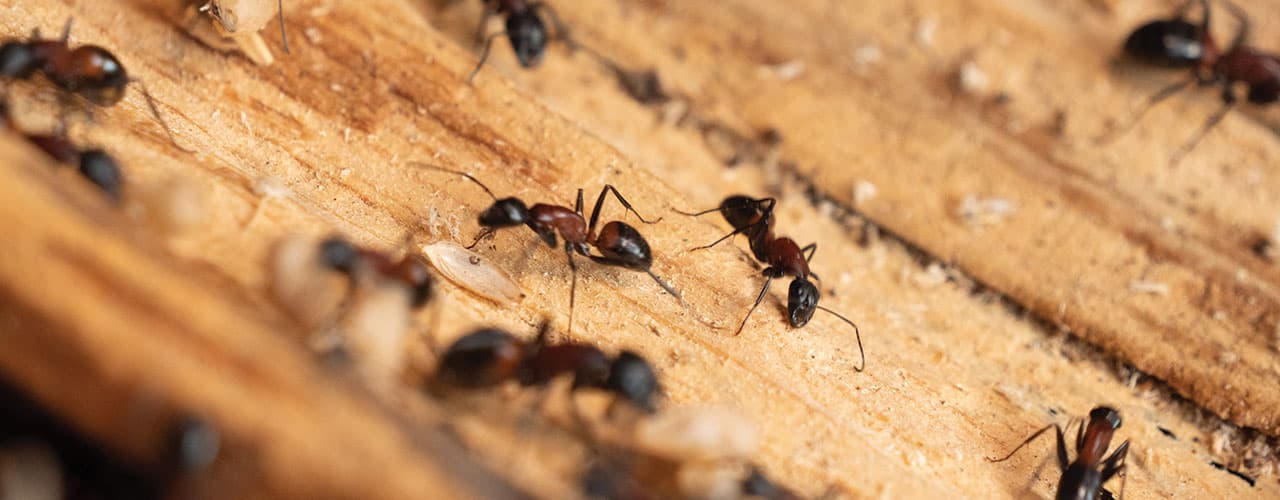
[0,21,190,151]
[0,96,122,200]
[1109,0,1277,163]
[433,320,662,414]
[987,406,1130,500]
[318,235,435,309]
[468,0,572,82]
[677,195,865,372]
[416,163,681,333]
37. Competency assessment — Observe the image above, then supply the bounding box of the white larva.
[421,242,524,304]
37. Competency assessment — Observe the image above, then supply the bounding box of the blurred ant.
[677,195,865,372]
[416,163,681,333]
[433,320,662,414]
[0,96,122,201]
[468,0,572,82]
[987,406,1130,500]
[1108,0,1277,163]
[318,235,436,310]
[0,21,191,151]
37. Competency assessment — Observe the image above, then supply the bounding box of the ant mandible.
[0,20,191,151]
[677,195,865,372]
[468,0,573,82]
[1,96,122,200]
[433,320,662,414]
[415,163,682,334]
[987,406,1130,500]
[1109,0,1277,163]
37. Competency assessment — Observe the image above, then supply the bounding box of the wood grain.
[0,0,1276,498]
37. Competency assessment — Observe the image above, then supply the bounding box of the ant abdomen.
[1123,19,1206,68]
[592,221,652,271]
[605,351,660,413]
[436,328,524,388]
[60,45,128,105]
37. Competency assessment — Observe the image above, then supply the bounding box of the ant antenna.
[468,32,507,83]
[134,80,195,153]
[673,205,728,217]
[277,0,291,54]
[409,162,500,200]
[816,305,865,372]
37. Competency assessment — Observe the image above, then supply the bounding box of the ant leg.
[687,225,752,252]
[467,31,507,83]
[473,2,496,46]
[1220,0,1251,52]
[1168,89,1236,165]
[60,18,73,42]
[585,255,683,302]
[587,185,661,237]
[575,187,584,216]
[1097,76,1195,144]
[276,0,291,54]
[801,242,817,262]
[565,243,579,337]
[133,80,196,152]
[734,275,774,336]
[987,423,1068,471]
[532,316,553,348]
[1100,440,1130,499]
[465,227,496,249]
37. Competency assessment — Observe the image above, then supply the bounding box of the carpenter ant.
[1108,0,1277,163]
[0,97,122,200]
[433,320,662,413]
[0,21,190,151]
[318,235,435,309]
[677,195,865,372]
[415,163,681,334]
[987,406,1130,500]
[468,0,573,82]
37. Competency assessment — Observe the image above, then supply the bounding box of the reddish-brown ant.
[318,235,436,310]
[468,0,573,82]
[677,195,865,372]
[988,406,1130,500]
[416,163,681,333]
[433,321,662,414]
[1109,0,1277,163]
[0,96,122,201]
[0,21,190,151]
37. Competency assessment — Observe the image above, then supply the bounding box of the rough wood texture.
[0,0,1277,498]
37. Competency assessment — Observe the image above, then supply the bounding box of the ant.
[987,406,1130,500]
[433,320,662,414]
[1109,0,1277,163]
[0,21,190,151]
[468,0,573,82]
[677,195,865,372]
[318,235,435,310]
[0,96,122,201]
[416,163,681,334]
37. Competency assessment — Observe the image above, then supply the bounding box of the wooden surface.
[1,0,1278,498]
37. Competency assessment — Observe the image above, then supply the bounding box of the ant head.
[505,11,548,68]
[436,328,524,388]
[69,46,128,106]
[479,197,530,228]
[594,221,653,271]
[720,195,769,230]
[605,351,660,413]
[318,236,360,274]
[787,278,819,328]
[1124,19,1206,68]
[0,41,39,79]
[1090,406,1122,430]
[77,149,122,201]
